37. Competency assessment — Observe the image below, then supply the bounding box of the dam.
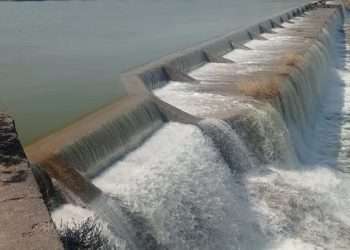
[3,0,350,249]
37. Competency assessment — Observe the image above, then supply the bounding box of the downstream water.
[52,8,350,250]
[0,0,311,144]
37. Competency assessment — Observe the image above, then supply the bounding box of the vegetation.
[58,217,115,250]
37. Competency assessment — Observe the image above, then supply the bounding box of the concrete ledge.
[0,113,62,250]
[121,1,321,92]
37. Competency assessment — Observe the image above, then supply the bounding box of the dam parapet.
[0,113,62,250]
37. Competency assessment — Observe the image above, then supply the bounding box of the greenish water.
[0,0,310,144]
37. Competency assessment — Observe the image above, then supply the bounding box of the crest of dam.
[26,1,350,249]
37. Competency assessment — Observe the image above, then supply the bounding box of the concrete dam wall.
[26,0,328,173]
[26,0,343,195]
[3,0,350,249]
[0,114,62,249]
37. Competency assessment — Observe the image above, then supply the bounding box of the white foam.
[271,238,323,250]
[248,167,339,193]
[94,122,265,249]
[51,204,95,227]
[154,81,246,117]
[245,166,350,249]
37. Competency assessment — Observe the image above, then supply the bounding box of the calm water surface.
[0,0,310,144]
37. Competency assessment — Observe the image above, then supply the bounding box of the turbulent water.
[52,7,350,250]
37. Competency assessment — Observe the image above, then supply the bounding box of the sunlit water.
[0,0,311,144]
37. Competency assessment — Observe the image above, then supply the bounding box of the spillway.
[26,1,350,249]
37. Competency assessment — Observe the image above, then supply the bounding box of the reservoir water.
[0,0,311,144]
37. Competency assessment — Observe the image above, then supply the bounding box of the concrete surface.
[0,113,62,250]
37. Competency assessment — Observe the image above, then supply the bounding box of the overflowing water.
[93,122,267,249]
[59,100,165,178]
[50,7,350,250]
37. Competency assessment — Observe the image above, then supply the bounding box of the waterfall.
[198,118,255,171]
[44,5,350,250]
[225,102,297,166]
[93,122,266,250]
[58,100,165,178]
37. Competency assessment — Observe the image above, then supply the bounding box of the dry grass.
[236,50,307,101]
[238,75,284,100]
[279,52,305,68]
[343,0,350,9]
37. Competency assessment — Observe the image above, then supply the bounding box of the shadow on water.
[237,21,350,249]
[308,22,349,171]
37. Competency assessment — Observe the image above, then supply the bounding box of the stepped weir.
[3,0,349,249]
